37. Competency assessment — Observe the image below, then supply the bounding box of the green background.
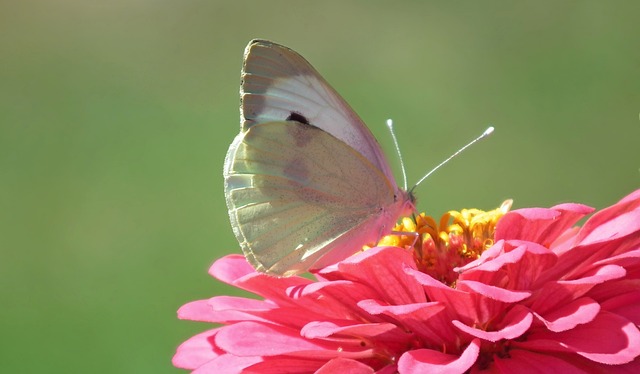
[1,1,638,373]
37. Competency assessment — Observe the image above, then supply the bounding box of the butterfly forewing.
[240,40,396,185]
[224,121,396,276]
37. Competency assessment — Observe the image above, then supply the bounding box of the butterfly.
[224,39,416,277]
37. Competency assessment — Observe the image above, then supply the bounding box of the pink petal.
[545,231,638,283]
[192,354,263,374]
[453,305,532,342]
[456,280,531,303]
[301,320,404,341]
[563,264,627,287]
[325,247,425,305]
[589,279,640,302]
[209,255,313,304]
[244,357,325,373]
[294,280,382,321]
[619,189,640,204]
[358,299,448,342]
[406,267,482,324]
[515,312,640,365]
[579,212,640,249]
[208,255,256,283]
[577,191,640,246]
[301,320,416,353]
[232,273,312,305]
[209,295,273,311]
[456,241,530,273]
[315,358,375,374]
[397,339,480,374]
[604,357,640,373]
[177,299,218,322]
[593,248,640,269]
[493,349,591,373]
[534,297,600,332]
[172,328,221,369]
[177,297,277,324]
[530,265,627,315]
[549,226,580,255]
[375,365,400,374]
[601,292,640,325]
[216,321,338,356]
[457,240,556,291]
[495,204,593,246]
[177,296,325,328]
[206,295,333,328]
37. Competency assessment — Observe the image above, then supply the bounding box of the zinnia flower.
[174,189,640,373]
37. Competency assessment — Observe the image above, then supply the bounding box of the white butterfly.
[224,40,416,277]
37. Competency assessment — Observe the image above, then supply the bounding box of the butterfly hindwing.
[224,120,396,276]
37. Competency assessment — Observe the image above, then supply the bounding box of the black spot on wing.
[287,112,311,125]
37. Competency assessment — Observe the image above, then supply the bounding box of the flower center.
[376,200,512,285]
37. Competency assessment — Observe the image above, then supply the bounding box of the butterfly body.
[224,40,415,276]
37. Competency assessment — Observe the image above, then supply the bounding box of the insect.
[224,40,492,277]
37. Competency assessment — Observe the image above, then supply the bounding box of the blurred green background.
[1,1,638,373]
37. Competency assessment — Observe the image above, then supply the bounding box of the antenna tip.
[484,126,495,136]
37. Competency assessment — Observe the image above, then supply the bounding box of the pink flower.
[174,189,640,373]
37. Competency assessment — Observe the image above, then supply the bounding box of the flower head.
[174,189,640,373]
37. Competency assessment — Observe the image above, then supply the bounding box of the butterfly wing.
[224,120,401,276]
[240,39,396,186]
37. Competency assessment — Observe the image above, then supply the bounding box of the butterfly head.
[396,188,417,217]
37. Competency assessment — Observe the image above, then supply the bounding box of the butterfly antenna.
[411,126,495,192]
[386,119,408,190]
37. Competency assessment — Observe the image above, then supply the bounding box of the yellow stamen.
[376,200,512,285]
